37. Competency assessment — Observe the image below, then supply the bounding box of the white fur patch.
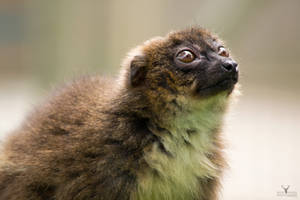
[133,93,228,200]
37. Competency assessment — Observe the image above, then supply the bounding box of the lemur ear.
[130,55,147,87]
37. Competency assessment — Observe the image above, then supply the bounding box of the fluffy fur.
[133,93,228,200]
[0,27,238,200]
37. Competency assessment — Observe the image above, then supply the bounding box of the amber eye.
[176,50,196,63]
[218,46,229,57]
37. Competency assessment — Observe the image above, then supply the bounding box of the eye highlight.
[176,50,196,63]
[218,46,229,57]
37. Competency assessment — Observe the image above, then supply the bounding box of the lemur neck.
[149,93,229,148]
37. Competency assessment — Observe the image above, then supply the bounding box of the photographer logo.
[277,185,297,197]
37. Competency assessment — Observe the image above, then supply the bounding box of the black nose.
[222,60,238,72]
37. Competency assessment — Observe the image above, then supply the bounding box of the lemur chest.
[133,95,227,200]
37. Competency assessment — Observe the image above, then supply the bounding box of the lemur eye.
[218,46,229,57]
[176,50,195,63]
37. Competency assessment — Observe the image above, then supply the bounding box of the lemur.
[0,27,239,200]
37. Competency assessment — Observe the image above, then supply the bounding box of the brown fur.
[0,27,238,200]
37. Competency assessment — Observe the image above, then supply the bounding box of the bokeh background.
[0,0,299,199]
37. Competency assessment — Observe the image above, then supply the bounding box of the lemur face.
[164,27,238,97]
[128,27,238,98]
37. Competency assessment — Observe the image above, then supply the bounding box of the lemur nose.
[222,60,238,72]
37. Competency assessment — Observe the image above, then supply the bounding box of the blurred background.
[0,0,299,199]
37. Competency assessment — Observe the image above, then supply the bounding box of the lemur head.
[120,27,238,115]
